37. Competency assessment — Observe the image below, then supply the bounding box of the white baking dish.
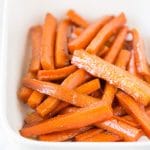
[0,0,150,149]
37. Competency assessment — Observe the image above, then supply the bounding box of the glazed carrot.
[132,29,150,77]
[96,117,142,141]
[72,50,150,106]
[104,27,128,63]
[73,27,84,36]
[37,65,77,81]
[98,46,109,57]
[116,91,150,138]
[86,13,126,54]
[68,16,113,53]
[29,25,42,72]
[75,79,100,94]
[27,91,45,108]
[66,9,88,28]
[75,128,103,141]
[23,78,99,107]
[20,101,113,137]
[36,69,91,117]
[38,126,91,142]
[59,106,79,115]
[55,20,71,68]
[79,132,121,142]
[113,106,126,116]
[41,13,57,70]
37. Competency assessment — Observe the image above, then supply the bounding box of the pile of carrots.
[18,10,150,142]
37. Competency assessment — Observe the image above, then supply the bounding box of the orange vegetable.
[38,126,91,142]
[113,106,126,116]
[86,13,126,54]
[104,27,128,63]
[29,25,42,72]
[55,20,71,68]
[68,16,113,53]
[59,106,79,115]
[132,29,150,77]
[73,27,84,36]
[66,9,88,28]
[116,91,150,138]
[23,78,99,107]
[75,128,103,141]
[98,46,109,57]
[41,13,57,70]
[20,101,112,137]
[72,50,150,106]
[37,65,77,81]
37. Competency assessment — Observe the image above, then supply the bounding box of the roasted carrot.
[132,29,150,77]
[38,126,91,142]
[98,46,109,57]
[36,69,91,117]
[104,27,128,63]
[41,13,57,70]
[37,65,77,81]
[68,16,113,53]
[29,25,42,72]
[79,132,121,142]
[23,78,99,107]
[86,13,126,54]
[75,128,103,141]
[96,117,142,141]
[66,9,88,28]
[72,50,150,106]
[59,106,79,115]
[113,105,126,116]
[55,20,71,68]
[27,91,45,108]
[73,27,84,36]
[116,91,150,138]
[20,101,112,137]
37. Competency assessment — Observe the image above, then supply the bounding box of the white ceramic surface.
[0,0,150,149]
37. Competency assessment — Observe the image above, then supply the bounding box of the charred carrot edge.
[86,13,126,54]
[68,16,113,53]
[27,91,45,109]
[37,65,77,81]
[20,101,112,137]
[38,126,91,142]
[23,78,99,107]
[98,46,109,57]
[29,25,42,72]
[116,91,150,138]
[132,29,150,77]
[36,69,92,117]
[96,117,142,141]
[79,132,121,142]
[73,27,84,36]
[72,50,150,106]
[66,9,88,28]
[55,20,71,68]
[59,106,79,115]
[75,128,103,141]
[104,27,128,63]
[113,105,126,116]
[75,78,101,94]
[41,13,57,70]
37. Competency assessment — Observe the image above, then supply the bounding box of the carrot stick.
[68,16,113,53]
[73,27,84,36]
[29,25,42,72]
[55,20,71,68]
[72,50,150,106]
[66,9,88,28]
[38,126,91,142]
[36,69,91,117]
[116,91,150,138]
[41,13,57,70]
[20,101,113,137]
[86,13,126,54]
[37,65,77,81]
[79,132,121,142]
[75,128,103,141]
[96,117,142,141]
[98,46,109,57]
[59,106,79,115]
[23,78,99,107]
[104,27,128,63]
[113,105,126,116]
[132,29,150,77]
[27,91,45,108]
